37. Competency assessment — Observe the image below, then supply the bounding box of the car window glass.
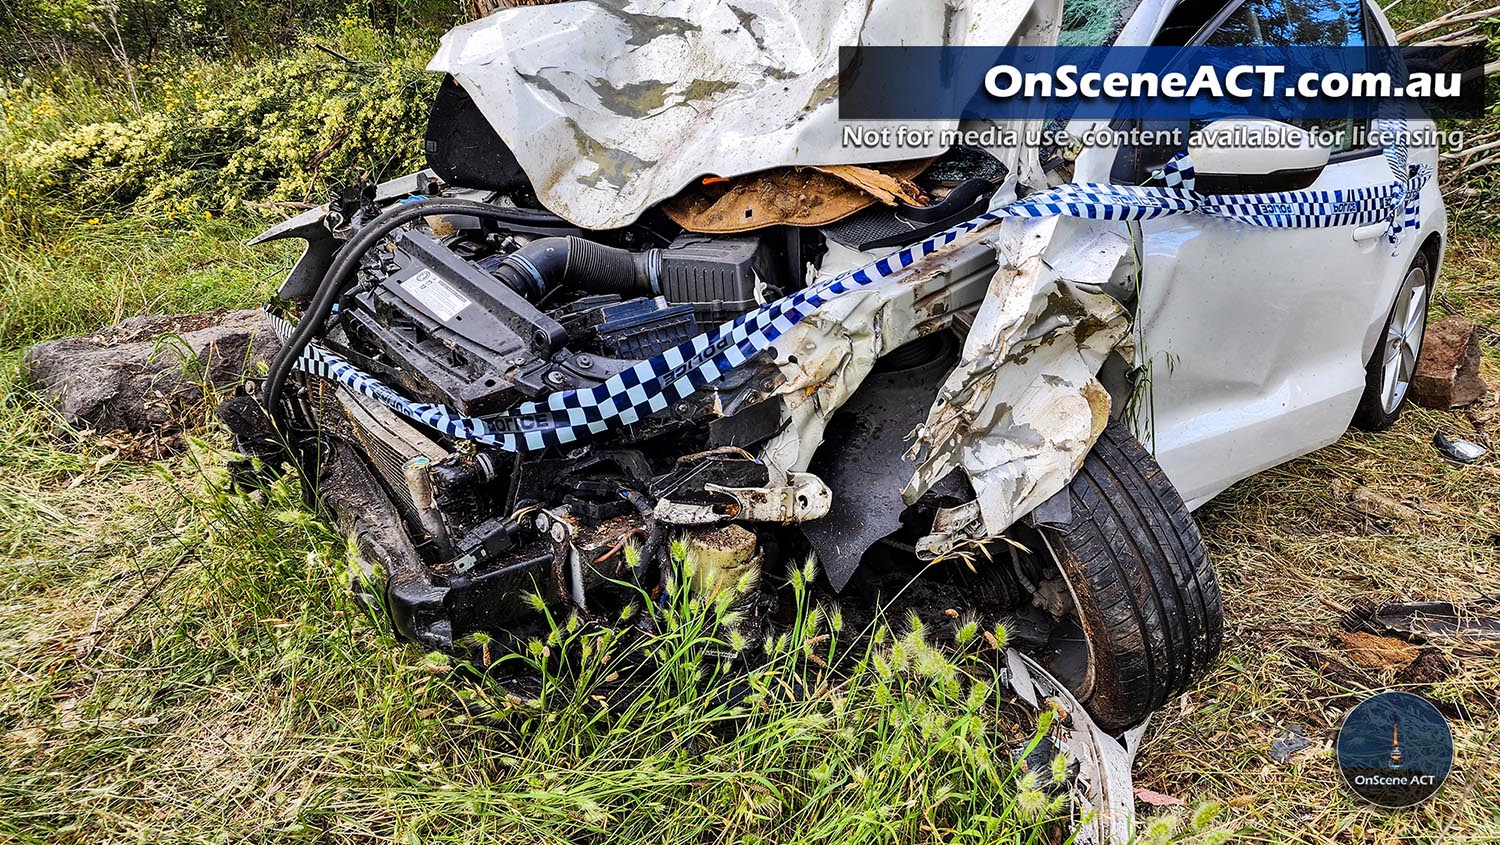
[1059,0,1137,45]
[1204,0,1365,47]
[1153,0,1229,46]
[1116,0,1377,184]
[1364,6,1390,46]
[1200,0,1368,153]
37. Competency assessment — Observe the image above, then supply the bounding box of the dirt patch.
[1333,630,1420,672]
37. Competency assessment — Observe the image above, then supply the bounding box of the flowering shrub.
[2,0,461,67]
[5,39,437,215]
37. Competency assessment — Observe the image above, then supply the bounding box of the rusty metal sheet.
[658,159,931,233]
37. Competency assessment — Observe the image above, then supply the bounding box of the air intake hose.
[491,236,659,300]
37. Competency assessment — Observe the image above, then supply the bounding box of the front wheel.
[1019,422,1223,733]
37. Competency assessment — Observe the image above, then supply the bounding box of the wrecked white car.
[222,0,1445,751]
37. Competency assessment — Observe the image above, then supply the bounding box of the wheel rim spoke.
[1377,267,1427,415]
[1403,286,1426,338]
[1382,350,1402,407]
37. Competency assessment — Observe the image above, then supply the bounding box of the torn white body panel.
[1005,648,1146,845]
[905,216,1133,544]
[757,233,1001,482]
[428,0,1138,546]
[737,209,1133,564]
[428,0,1056,229]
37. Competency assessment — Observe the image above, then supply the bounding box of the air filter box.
[657,235,762,321]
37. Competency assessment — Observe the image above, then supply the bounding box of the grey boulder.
[22,309,280,433]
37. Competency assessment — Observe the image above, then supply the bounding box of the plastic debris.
[1348,599,1500,644]
[1433,431,1488,464]
[1269,725,1311,764]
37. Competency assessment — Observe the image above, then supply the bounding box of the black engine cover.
[342,229,567,415]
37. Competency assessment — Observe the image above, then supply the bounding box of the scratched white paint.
[907,215,1133,543]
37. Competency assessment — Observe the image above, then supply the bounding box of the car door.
[1123,0,1404,507]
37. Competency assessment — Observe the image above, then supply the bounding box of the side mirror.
[1186,117,1332,194]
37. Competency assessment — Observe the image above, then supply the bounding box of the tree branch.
[1398,4,1500,43]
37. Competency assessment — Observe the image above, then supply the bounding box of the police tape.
[275,135,1432,453]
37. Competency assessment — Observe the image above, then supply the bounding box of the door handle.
[1353,223,1387,242]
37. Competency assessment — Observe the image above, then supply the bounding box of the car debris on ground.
[1432,431,1488,464]
[1268,724,1312,765]
[1346,598,1500,645]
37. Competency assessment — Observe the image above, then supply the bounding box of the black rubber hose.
[261,198,579,428]
[490,236,657,300]
[620,490,663,588]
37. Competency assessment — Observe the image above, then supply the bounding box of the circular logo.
[1336,691,1453,808]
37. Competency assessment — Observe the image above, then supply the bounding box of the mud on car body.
[221,0,1444,742]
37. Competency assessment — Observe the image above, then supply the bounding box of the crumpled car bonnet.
[428,0,1054,228]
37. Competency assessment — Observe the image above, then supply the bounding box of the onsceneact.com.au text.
[842,123,1467,151]
[983,64,1461,100]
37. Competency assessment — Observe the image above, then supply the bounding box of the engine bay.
[208,46,1150,678]
[227,132,1059,660]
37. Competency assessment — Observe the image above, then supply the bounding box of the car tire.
[1028,422,1223,733]
[1352,252,1432,431]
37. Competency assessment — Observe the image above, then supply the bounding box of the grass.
[1,5,1498,841]
[0,208,1204,841]
[1,229,1493,845]
[1140,14,1500,835]
[0,216,292,347]
[0,368,1097,843]
[1137,236,1500,843]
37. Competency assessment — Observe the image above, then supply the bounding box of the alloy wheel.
[1379,264,1430,415]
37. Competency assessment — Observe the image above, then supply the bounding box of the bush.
[3,27,438,216]
[1,0,462,66]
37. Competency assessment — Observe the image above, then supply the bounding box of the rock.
[1347,485,1420,524]
[1412,316,1487,409]
[22,309,280,433]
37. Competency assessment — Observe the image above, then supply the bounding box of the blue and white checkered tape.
[278,133,1432,454]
